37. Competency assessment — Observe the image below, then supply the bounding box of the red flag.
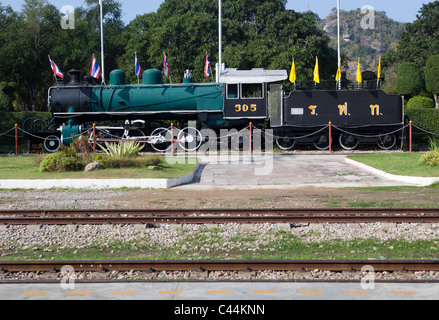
[89,54,101,79]
[135,53,142,78]
[204,52,210,77]
[48,56,64,79]
[163,53,170,77]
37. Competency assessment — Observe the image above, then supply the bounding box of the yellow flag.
[377,56,381,80]
[289,58,296,83]
[313,57,320,83]
[335,59,341,81]
[356,58,362,83]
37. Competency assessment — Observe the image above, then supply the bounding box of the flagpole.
[337,0,341,65]
[377,56,381,89]
[217,0,222,83]
[99,0,105,85]
[337,0,341,90]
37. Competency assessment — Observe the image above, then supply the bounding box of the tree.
[0,0,126,111]
[392,2,439,67]
[121,0,337,85]
[0,0,62,111]
[425,55,439,108]
[382,2,439,94]
[395,62,424,97]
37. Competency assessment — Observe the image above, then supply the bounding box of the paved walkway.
[180,154,421,189]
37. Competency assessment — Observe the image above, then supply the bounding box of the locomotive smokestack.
[68,70,82,86]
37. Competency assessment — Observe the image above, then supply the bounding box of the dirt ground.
[114,186,439,209]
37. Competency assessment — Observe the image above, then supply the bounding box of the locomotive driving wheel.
[313,133,330,150]
[43,135,61,153]
[177,127,203,151]
[150,127,172,152]
[339,133,359,150]
[276,136,296,150]
[377,133,397,150]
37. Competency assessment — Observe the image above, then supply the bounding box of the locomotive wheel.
[313,133,330,150]
[276,137,296,150]
[43,135,61,153]
[150,127,172,152]
[339,133,359,150]
[128,129,148,149]
[177,127,203,151]
[377,133,397,150]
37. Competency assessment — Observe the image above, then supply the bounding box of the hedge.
[406,96,435,109]
[405,108,439,133]
[0,112,52,151]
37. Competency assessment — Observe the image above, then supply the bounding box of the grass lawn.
[3,229,439,261]
[0,155,198,179]
[348,152,439,177]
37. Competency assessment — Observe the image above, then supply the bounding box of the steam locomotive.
[38,66,403,152]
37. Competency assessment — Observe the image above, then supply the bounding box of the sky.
[2,0,432,24]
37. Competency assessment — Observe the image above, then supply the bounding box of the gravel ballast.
[1,190,439,281]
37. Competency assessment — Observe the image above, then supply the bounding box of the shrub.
[92,154,163,169]
[98,141,144,158]
[406,96,435,109]
[396,62,424,97]
[421,137,439,166]
[39,145,84,172]
[421,151,439,166]
[425,55,439,108]
[405,108,439,134]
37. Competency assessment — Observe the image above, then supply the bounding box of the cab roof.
[219,68,288,84]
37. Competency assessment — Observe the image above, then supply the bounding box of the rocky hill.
[318,8,406,80]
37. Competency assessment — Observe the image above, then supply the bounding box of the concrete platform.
[1,281,439,300]
[179,154,432,190]
[0,154,437,190]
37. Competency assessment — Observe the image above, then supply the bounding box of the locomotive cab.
[220,68,287,120]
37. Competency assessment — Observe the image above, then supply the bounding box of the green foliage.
[93,141,162,169]
[382,2,439,95]
[92,153,163,169]
[396,62,424,97]
[0,0,125,111]
[405,108,439,134]
[425,55,439,109]
[0,112,51,151]
[120,0,337,84]
[421,137,439,166]
[39,145,84,172]
[0,82,15,112]
[406,96,435,109]
[425,55,439,94]
[394,2,439,68]
[98,141,144,158]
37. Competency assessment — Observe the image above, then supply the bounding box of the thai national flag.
[89,54,101,79]
[204,52,210,77]
[163,53,170,77]
[135,53,142,78]
[48,56,64,79]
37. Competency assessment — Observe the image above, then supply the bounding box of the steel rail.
[3,208,439,216]
[1,260,439,273]
[1,208,439,225]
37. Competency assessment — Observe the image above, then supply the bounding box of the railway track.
[1,260,439,274]
[1,208,439,225]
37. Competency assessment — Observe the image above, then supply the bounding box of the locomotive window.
[242,83,263,99]
[227,84,238,99]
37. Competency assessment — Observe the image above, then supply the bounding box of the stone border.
[0,162,202,190]
[345,158,439,186]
